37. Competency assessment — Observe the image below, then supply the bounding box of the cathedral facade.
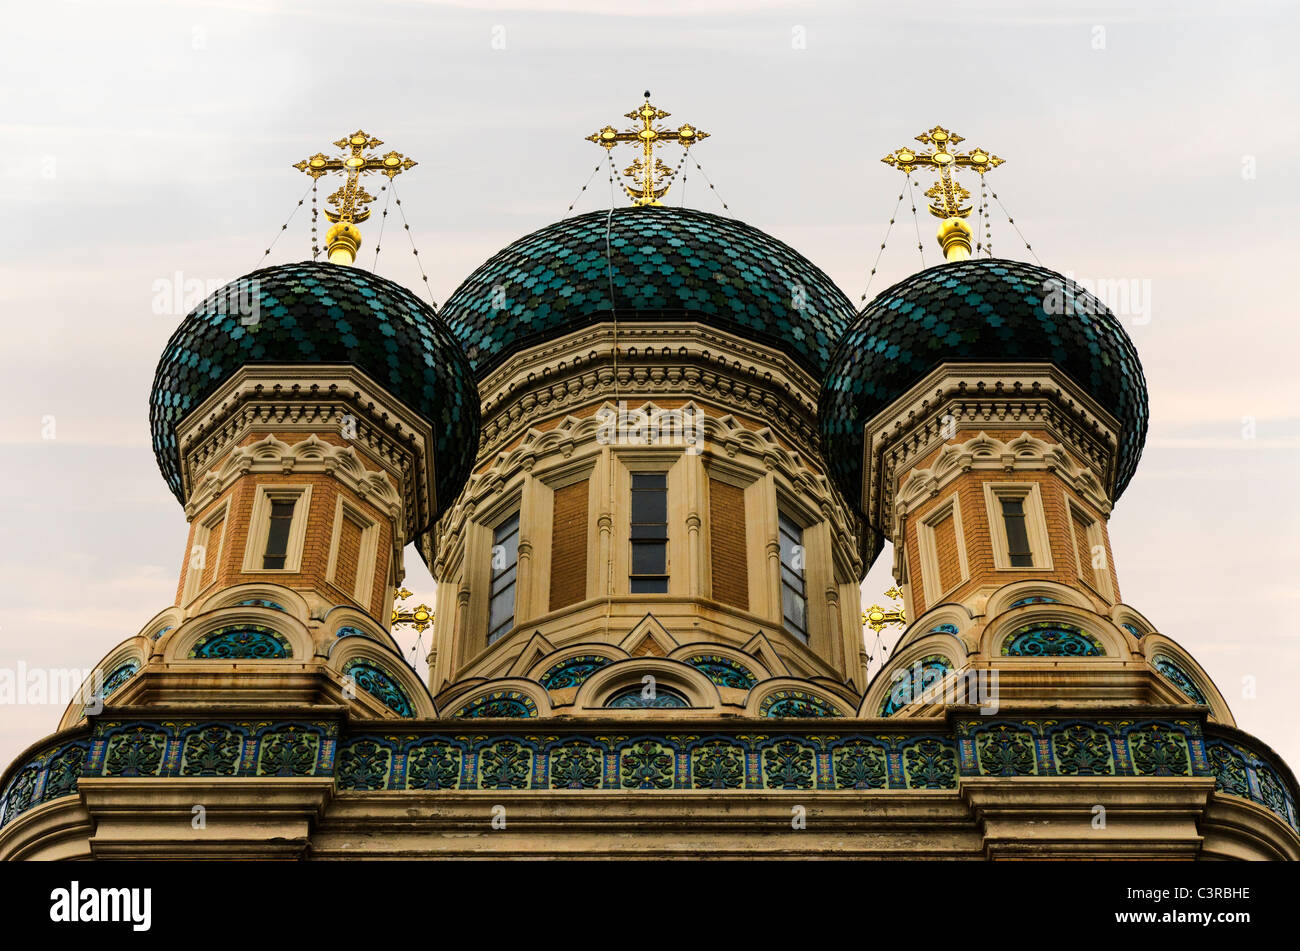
[2,119,1297,860]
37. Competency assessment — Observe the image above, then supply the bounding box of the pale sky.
[2,0,1298,773]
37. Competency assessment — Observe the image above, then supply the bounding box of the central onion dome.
[820,258,1149,521]
[440,206,857,380]
[149,261,480,525]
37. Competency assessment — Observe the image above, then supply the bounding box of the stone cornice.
[174,365,439,541]
[861,363,1122,536]
[474,322,823,469]
[185,434,402,522]
[894,430,1112,524]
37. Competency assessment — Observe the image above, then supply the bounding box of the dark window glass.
[630,471,668,592]
[262,498,296,569]
[1001,497,1034,567]
[779,512,808,642]
[488,513,520,643]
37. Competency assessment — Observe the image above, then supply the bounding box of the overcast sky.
[2,0,1298,774]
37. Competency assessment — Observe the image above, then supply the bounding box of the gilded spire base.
[937,216,972,262]
[326,221,362,266]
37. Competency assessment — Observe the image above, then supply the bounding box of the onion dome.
[820,258,1149,519]
[440,206,856,380]
[149,261,479,523]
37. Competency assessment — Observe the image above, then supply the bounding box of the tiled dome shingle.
[149,262,479,525]
[820,258,1148,521]
[440,206,857,380]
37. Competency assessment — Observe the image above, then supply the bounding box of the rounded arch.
[196,583,311,625]
[1109,603,1159,642]
[449,679,552,719]
[575,658,721,713]
[1141,634,1234,725]
[132,605,184,657]
[860,631,966,718]
[667,644,770,691]
[327,637,436,718]
[745,678,852,718]
[165,609,313,664]
[527,643,629,691]
[322,605,400,656]
[985,580,1095,618]
[58,636,150,730]
[980,604,1130,662]
[894,603,976,654]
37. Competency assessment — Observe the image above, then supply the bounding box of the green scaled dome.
[820,258,1149,522]
[440,206,857,380]
[149,261,480,526]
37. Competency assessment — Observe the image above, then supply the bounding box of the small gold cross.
[587,92,709,206]
[392,587,434,634]
[293,130,416,224]
[863,586,907,633]
[881,125,1003,220]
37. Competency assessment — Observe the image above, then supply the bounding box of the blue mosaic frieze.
[0,739,90,830]
[820,258,1149,520]
[82,719,339,781]
[2,719,1294,836]
[148,261,479,526]
[440,206,857,380]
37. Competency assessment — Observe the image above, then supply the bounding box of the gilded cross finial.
[586,91,709,206]
[293,130,417,265]
[862,586,907,633]
[881,126,1004,261]
[392,587,434,634]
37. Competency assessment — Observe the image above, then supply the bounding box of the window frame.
[1066,499,1115,601]
[487,510,521,645]
[241,484,312,574]
[982,482,1053,572]
[325,495,381,607]
[628,470,670,594]
[916,493,970,605]
[778,510,810,643]
[182,498,231,604]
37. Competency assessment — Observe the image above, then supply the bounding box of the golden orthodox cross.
[587,92,709,206]
[881,125,1002,219]
[293,130,417,225]
[391,587,434,633]
[863,586,907,633]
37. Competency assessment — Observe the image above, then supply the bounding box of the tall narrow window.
[1000,496,1034,568]
[779,513,808,643]
[629,472,668,593]
[262,499,296,569]
[488,513,520,644]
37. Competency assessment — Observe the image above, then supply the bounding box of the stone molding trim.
[174,365,439,543]
[474,322,823,469]
[861,363,1122,536]
[187,434,401,524]
[894,431,1112,528]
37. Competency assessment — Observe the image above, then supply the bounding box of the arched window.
[605,685,689,708]
[538,656,612,690]
[880,655,953,716]
[1153,655,1207,704]
[1001,623,1102,657]
[188,626,291,659]
[341,659,415,717]
[686,655,757,690]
